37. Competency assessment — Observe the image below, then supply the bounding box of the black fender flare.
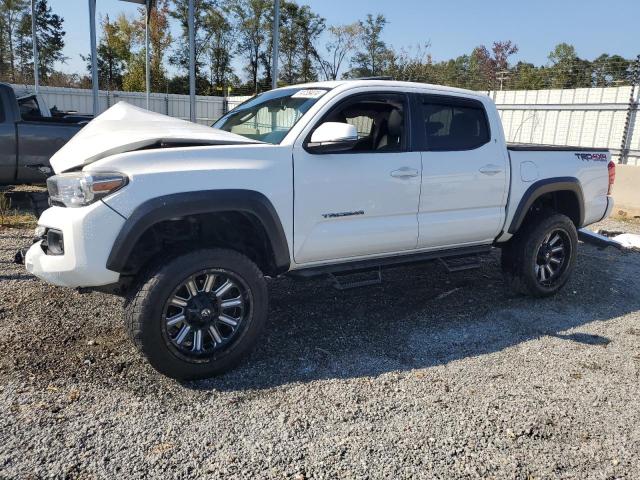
[507,177,585,234]
[106,189,291,274]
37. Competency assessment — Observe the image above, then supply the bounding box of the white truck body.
[26,80,613,288]
[21,79,616,379]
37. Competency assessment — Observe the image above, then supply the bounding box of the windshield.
[213,87,329,144]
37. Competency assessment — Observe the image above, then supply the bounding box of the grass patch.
[0,192,38,230]
[0,211,37,229]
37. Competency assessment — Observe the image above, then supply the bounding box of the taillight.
[608,161,616,195]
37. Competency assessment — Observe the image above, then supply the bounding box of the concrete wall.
[612,164,640,216]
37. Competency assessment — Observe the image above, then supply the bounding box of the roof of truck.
[275,79,488,100]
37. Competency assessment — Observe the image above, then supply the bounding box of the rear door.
[415,93,509,248]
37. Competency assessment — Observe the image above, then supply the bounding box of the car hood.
[50,101,258,173]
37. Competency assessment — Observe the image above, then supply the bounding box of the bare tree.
[316,22,361,80]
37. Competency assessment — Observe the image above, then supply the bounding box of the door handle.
[390,167,419,178]
[479,164,503,176]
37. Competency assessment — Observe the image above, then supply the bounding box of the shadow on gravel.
[2,233,638,393]
[186,246,640,392]
[550,332,611,346]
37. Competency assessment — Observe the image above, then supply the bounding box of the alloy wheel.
[535,229,570,287]
[162,269,251,361]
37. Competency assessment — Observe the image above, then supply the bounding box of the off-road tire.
[501,213,578,297]
[124,248,268,380]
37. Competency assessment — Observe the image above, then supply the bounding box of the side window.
[421,96,490,151]
[19,96,42,120]
[317,93,406,153]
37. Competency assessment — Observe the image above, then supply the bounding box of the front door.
[293,92,421,264]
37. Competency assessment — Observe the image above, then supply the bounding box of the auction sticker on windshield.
[292,89,327,99]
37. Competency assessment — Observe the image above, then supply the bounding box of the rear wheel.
[124,248,268,380]
[501,213,577,297]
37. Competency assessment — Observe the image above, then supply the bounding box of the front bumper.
[24,201,126,288]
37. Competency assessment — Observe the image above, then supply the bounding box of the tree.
[203,6,234,94]
[547,43,591,88]
[0,0,29,82]
[384,43,432,83]
[348,14,392,78]
[169,0,214,86]
[512,62,546,90]
[277,1,324,84]
[228,0,270,93]
[83,14,134,91]
[14,0,66,82]
[472,40,518,90]
[316,23,361,81]
[278,0,300,84]
[294,5,324,82]
[123,0,172,92]
[592,54,630,87]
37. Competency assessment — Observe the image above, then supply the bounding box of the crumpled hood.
[50,101,257,173]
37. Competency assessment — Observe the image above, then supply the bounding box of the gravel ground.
[1,219,640,479]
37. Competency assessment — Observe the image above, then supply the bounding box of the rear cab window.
[417,94,490,151]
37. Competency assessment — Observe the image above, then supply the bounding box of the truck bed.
[503,144,612,237]
[507,143,608,152]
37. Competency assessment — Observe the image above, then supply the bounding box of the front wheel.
[501,213,578,297]
[124,248,268,380]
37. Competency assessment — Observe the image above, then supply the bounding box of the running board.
[439,255,481,272]
[578,228,625,250]
[289,245,492,279]
[329,268,382,290]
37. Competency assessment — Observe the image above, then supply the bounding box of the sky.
[50,0,640,78]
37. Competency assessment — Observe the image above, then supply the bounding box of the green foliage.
[204,6,234,93]
[347,13,392,78]
[277,1,324,84]
[81,14,134,91]
[169,0,214,83]
[227,0,271,94]
[0,0,29,82]
[17,0,66,81]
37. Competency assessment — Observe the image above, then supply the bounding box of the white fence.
[490,86,639,165]
[11,84,227,126]
[10,84,639,165]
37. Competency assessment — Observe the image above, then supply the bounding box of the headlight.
[47,172,128,208]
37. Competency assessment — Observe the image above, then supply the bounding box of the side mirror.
[307,122,358,153]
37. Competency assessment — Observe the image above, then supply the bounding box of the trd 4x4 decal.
[575,153,607,162]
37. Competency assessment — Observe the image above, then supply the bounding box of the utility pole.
[89,0,99,116]
[619,55,640,164]
[497,70,510,91]
[188,0,196,121]
[271,0,280,90]
[145,0,150,109]
[31,0,39,93]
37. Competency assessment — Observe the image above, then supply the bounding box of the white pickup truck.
[23,80,615,379]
